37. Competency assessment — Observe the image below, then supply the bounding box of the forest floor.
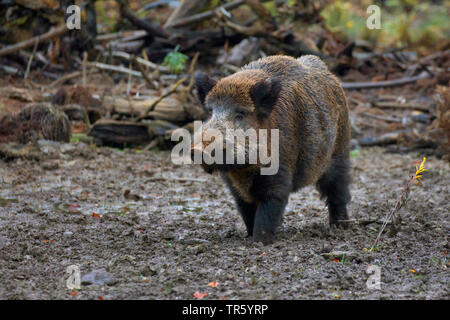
[0,143,448,299]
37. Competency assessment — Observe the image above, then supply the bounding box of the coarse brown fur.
[194,55,351,245]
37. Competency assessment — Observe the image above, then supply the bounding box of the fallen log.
[147,119,180,136]
[103,96,185,122]
[89,119,151,147]
[136,77,186,121]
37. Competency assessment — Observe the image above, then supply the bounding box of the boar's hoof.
[253,230,274,245]
[329,219,350,229]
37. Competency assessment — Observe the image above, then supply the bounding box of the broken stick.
[136,78,187,121]
[0,25,68,57]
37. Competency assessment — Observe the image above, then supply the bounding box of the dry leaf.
[92,212,101,219]
[193,291,207,299]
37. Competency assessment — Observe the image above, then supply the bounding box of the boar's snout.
[190,137,230,174]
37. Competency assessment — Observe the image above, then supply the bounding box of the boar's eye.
[234,112,245,124]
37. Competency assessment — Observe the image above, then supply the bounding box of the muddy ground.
[0,144,448,300]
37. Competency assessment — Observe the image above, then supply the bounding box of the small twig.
[131,55,155,89]
[95,30,147,42]
[82,51,88,87]
[101,50,170,72]
[136,78,186,121]
[127,57,133,96]
[0,64,22,75]
[338,219,392,226]
[362,112,402,123]
[86,61,142,77]
[165,0,245,28]
[185,52,200,93]
[24,39,39,79]
[141,49,150,74]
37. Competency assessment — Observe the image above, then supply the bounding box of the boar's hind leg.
[316,153,351,227]
[235,198,257,237]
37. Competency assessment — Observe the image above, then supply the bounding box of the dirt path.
[0,145,448,299]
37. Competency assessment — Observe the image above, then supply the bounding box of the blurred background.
[0,0,448,156]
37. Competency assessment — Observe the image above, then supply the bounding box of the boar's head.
[191,70,281,173]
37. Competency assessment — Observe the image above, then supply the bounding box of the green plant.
[350,149,360,158]
[162,45,189,74]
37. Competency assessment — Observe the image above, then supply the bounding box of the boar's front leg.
[234,198,257,237]
[253,198,288,244]
[252,168,292,245]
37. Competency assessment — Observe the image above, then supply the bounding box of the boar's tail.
[297,55,328,72]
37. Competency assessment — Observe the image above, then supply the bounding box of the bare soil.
[0,145,448,299]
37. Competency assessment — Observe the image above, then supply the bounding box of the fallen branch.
[362,112,402,123]
[341,73,430,90]
[95,30,147,42]
[0,64,22,76]
[101,50,170,72]
[185,52,200,93]
[47,70,97,88]
[358,130,412,146]
[117,0,168,39]
[164,0,210,28]
[373,102,431,112]
[24,39,39,79]
[165,0,246,28]
[131,55,155,89]
[87,61,143,77]
[243,0,276,26]
[222,18,267,37]
[0,25,67,57]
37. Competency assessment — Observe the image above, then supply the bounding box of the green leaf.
[162,45,189,74]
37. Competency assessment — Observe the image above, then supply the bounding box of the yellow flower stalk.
[369,157,427,252]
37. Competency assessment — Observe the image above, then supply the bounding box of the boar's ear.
[194,71,217,105]
[250,77,281,117]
